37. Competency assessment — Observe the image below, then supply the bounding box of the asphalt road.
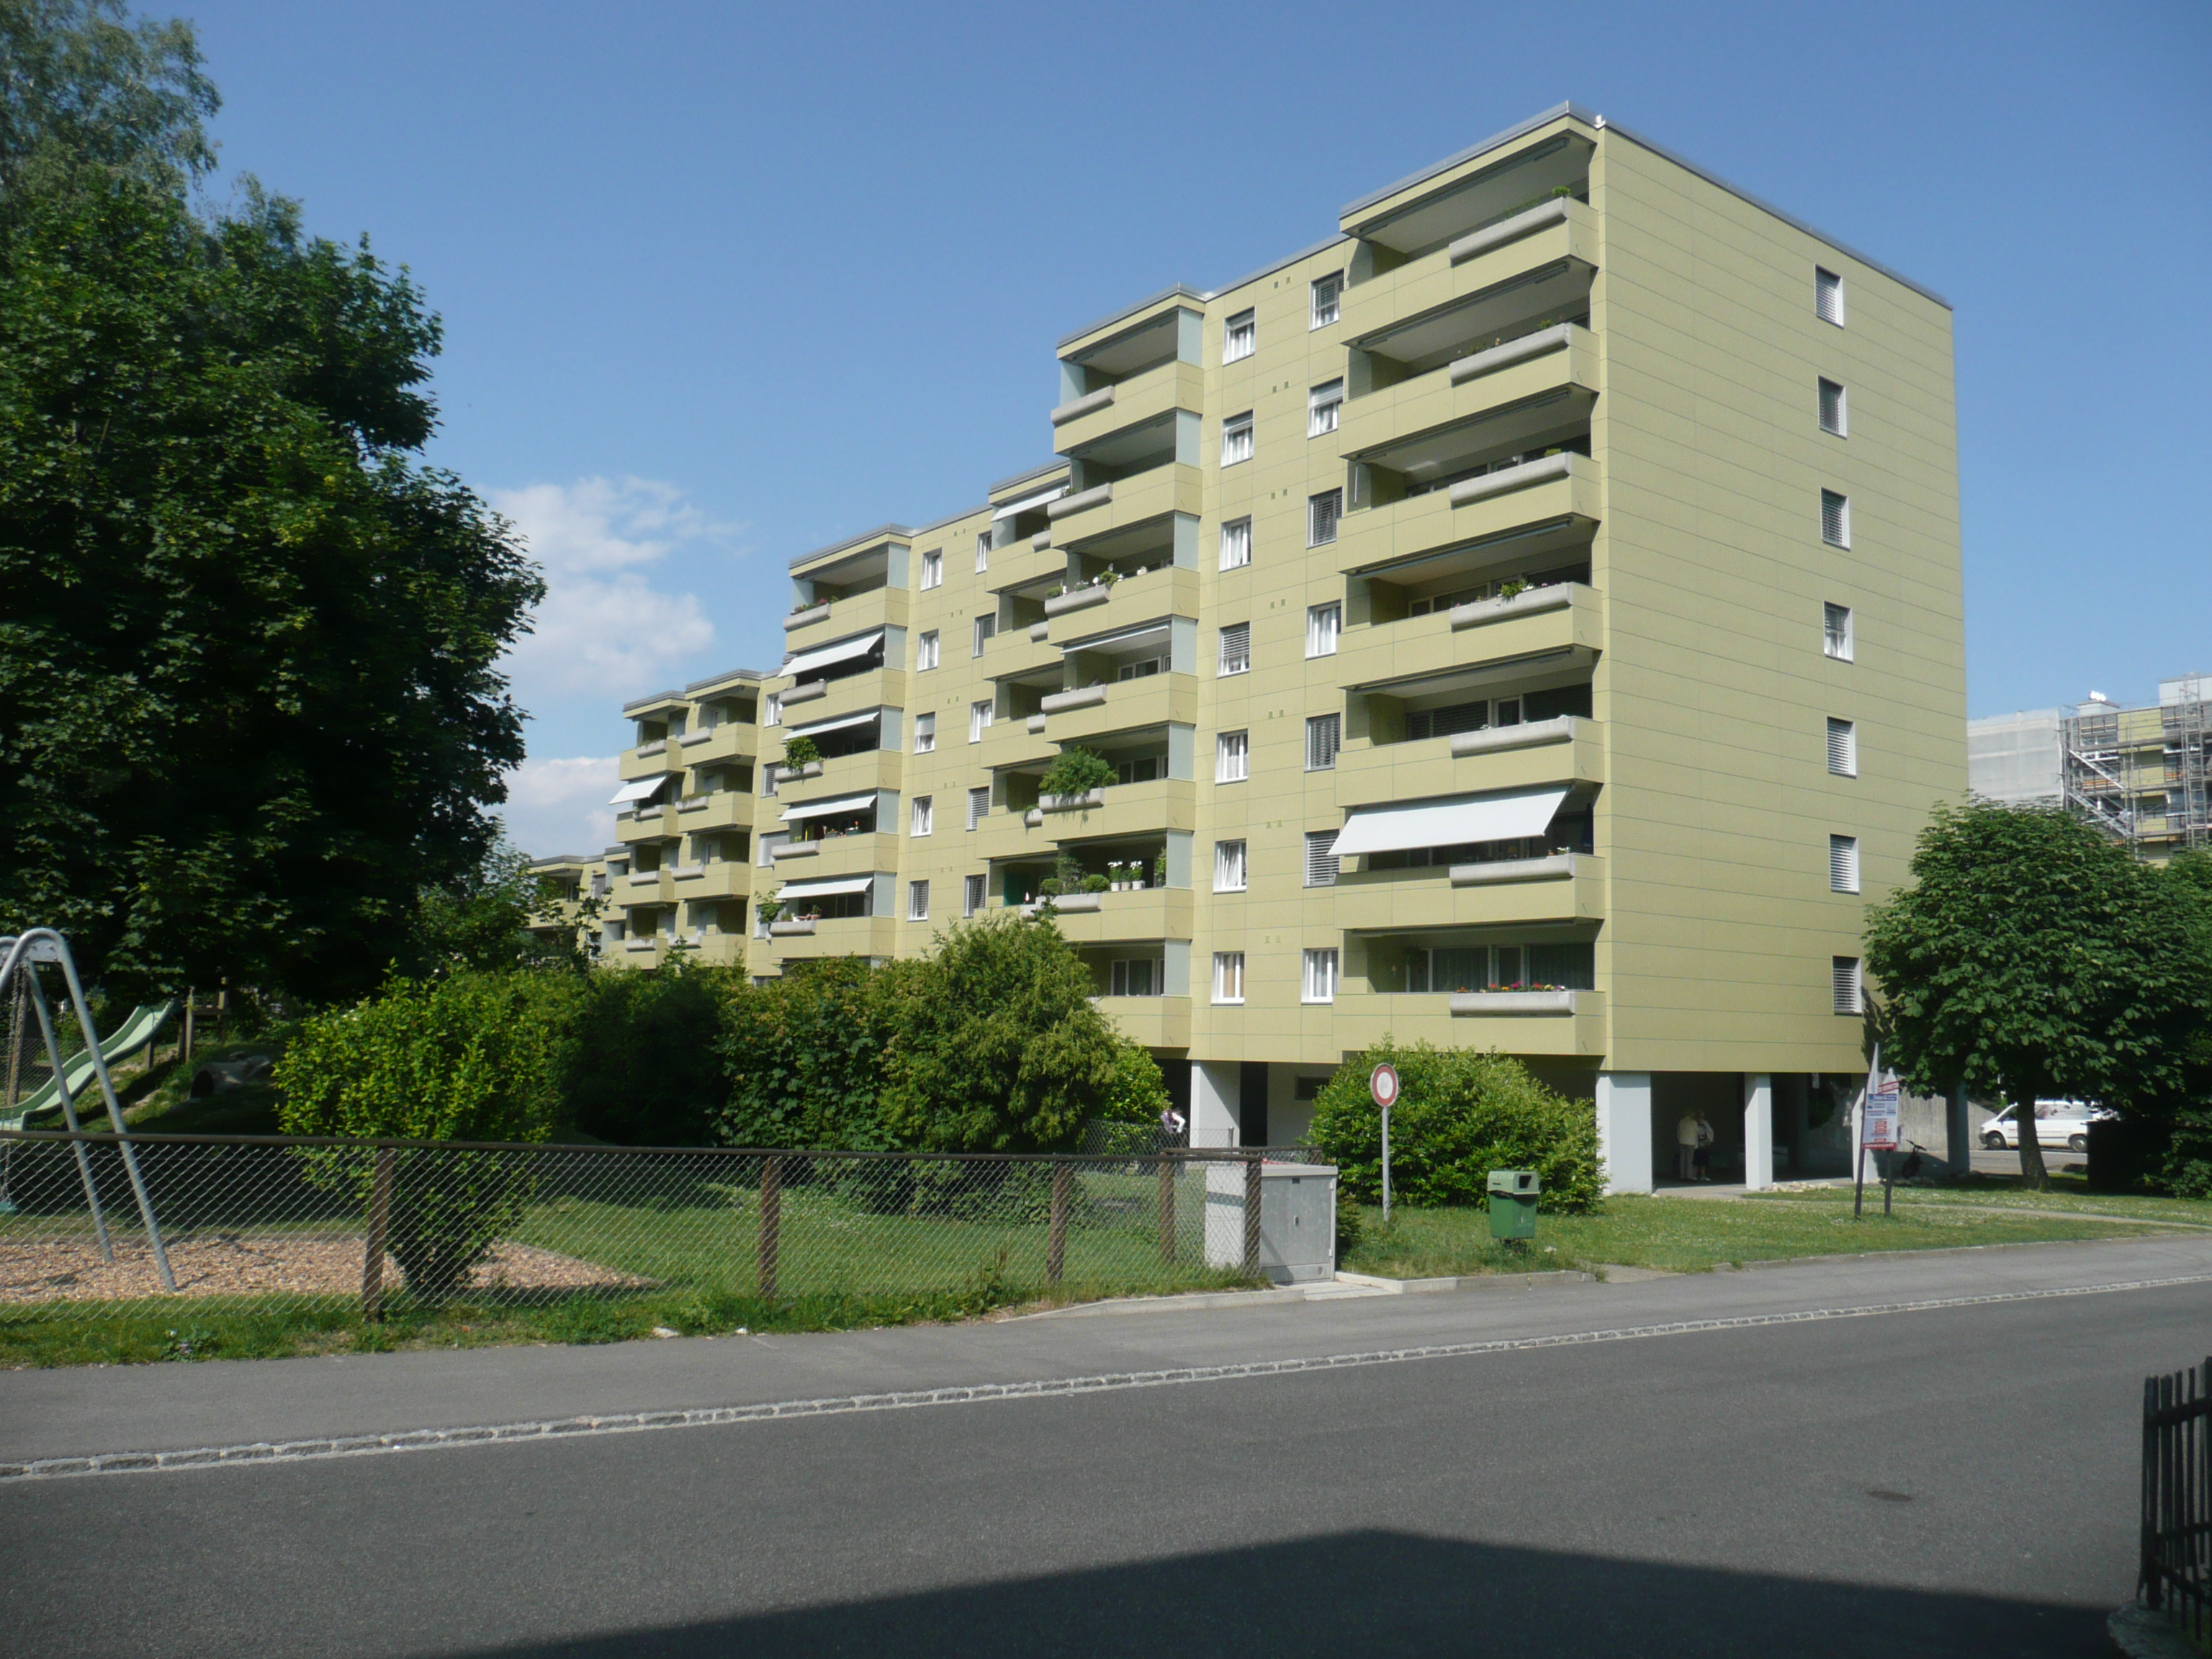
[3,1241,2202,1658]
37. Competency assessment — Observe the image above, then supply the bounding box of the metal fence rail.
[2142,1354,2212,1642]
[0,1131,1281,1323]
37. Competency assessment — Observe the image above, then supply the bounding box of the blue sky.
[177,0,2211,854]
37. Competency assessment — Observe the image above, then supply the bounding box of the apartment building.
[583,104,1964,1192]
[2056,679,2211,858]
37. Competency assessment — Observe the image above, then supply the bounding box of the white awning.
[783,631,884,680]
[780,791,878,824]
[788,708,879,739]
[992,483,1067,521]
[1328,786,1568,858]
[772,875,876,899]
[607,775,675,806]
[1062,619,1172,656]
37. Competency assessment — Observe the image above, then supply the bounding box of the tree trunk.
[2013,1087,2049,1191]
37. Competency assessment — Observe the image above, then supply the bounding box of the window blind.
[1820,490,1851,549]
[1308,489,1341,546]
[1829,835,1860,893]
[1304,830,1339,887]
[1827,717,1857,776]
[1219,623,1250,675]
[1305,712,1340,771]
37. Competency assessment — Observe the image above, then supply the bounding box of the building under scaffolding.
[2059,675,2212,860]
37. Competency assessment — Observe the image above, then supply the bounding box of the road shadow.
[464,1528,2108,1658]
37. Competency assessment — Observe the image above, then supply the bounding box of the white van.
[1979,1100,2108,1154]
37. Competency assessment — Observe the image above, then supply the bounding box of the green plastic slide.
[2,1001,178,1131]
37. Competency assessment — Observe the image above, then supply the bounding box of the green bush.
[1308,1040,1601,1213]
[1040,747,1115,800]
[1100,1033,1170,1125]
[713,960,893,1149]
[780,734,820,766]
[567,963,744,1145]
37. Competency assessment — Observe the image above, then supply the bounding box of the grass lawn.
[1340,1193,2193,1280]
[1745,1179,2212,1227]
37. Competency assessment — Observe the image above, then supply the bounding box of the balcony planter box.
[1021,893,1102,917]
[1449,322,1573,386]
[1451,853,1580,886]
[1026,714,1048,734]
[1028,620,1051,643]
[1046,482,1112,521]
[1448,451,1575,508]
[635,739,667,757]
[781,680,827,706]
[1450,989,1580,1015]
[1032,530,1052,551]
[678,729,715,748]
[624,938,657,953]
[1043,584,1110,619]
[1451,715,1578,757]
[1050,385,1115,426]
[626,872,660,886]
[1040,684,1107,714]
[1040,788,1106,813]
[769,918,817,938]
[1449,583,1574,629]
[777,760,824,783]
[1023,809,1045,827]
[1447,194,1570,266]
[770,842,819,861]
[670,865,706,882]
[783,603,831,631]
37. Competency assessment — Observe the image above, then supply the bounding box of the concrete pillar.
[1946,1084,1974,1174]
[1192,1061,1241,1149]
[1742,1073,1773,1190]
[1596,1071,1653,1195]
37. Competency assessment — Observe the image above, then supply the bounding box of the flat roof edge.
[1208,233,1354,305]
[1339,102,1597,220]
[621,688,685,714]
[788,523,917,571]
[1056,284,1209,354]
[683,665,764,693]
[987,459,1071,498]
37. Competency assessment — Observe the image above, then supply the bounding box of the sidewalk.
[6,1231,2210,1468]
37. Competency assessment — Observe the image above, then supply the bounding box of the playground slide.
[2,1001,178,1131]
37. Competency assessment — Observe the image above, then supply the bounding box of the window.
[1823,603,1854,662]
[1827,717,1858,777]
[970,698,993,743]
[975,532,991,573]
[1110,958,1164,997]
[972,613,997,657]
[1213,951,1246,1004]
[920,549,943,590]
[1305,712,1340,771]
[1308,379,1343,437]
[1219,516,1252,570]
[1305,601,1341,658]
[967,786,989,829]
[963,873,985,918]
[1820,490,1851,549]
[914,712,935,753]
[917,630,940,670]
[757,831,786,867]
[760,763,777,798]
[1833,955,1863,1014]
[1216,729,1249,783]
[1303,948,1339,1004]
[1214,840,1248,892]
[1222,412,1254,467]
[1310,271,1342,329]
[1223,308,1255,363]
[1819,377,1848,436]
[1305,830,1339,888]
[1816,266,1845,327]
[764,693,781,727]
[1830,834,1860,894]
[1115,656,1166,681]
[1308,488,1341,547]
[907,880,930,920]
[1219,622,1251,676]
[910,795,933,836]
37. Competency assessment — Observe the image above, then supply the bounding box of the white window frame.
[1305,712,1340,772]
[1223,309,1255,363]
[1212,951,1246,1004]
[763,693,781,727]
[1308,379,1343,438]
[917,630,940,670]
[972,613,996,657]
[1216,729,1249,783]
[907,880,930,921]
[1821,490,1851,549]
[1818,377,1848,437]
[1833,955,1863,1014]
[1304,830,1339,888]
[1214,840,1248,893]
[1305,601,1341,658]
[1218,622,1251,677]
[1310,271,1342,330]
[1827,717,1858,777]
[975,532,991,573]
[1830,834,1861,894]
[914,711,935,753]
[1308,488,1341,547]
[969,698,993,743]
[1816,267,1845,327]
[962,873,985,918]
[910,795,933,837]
[1219,516,1251,571]
[1221,412,1254,467]
[1823,603,1855,662]
[1302,947,1339,1004]
[920,549,943,590]
[967,785,989,829]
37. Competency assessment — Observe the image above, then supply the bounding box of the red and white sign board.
[1861,1074,1901,1151]
[1370,1063,1400,1110]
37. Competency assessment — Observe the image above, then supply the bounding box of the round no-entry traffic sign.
[1370,1062,1400,1110]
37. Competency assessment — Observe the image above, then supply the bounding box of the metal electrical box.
[1203,1161,1339,1283]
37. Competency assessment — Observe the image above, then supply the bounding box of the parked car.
[1979,1100,2111,1154]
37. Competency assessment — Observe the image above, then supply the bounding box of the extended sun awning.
[788,708,879,739]
[992,483,1067,521]
[1328,786,1568,858]
[606,775,675,806]
[779,791,878,824]
[772,875,876,899]
[782,630,884,680]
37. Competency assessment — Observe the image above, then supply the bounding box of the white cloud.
[499,754,621,858]
[495,476,739,701]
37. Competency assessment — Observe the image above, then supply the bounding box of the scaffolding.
[2062,676,2212,860]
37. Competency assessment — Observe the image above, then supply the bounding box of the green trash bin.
[1488,1169,1539,1241]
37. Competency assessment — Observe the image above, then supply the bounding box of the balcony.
[1035,777,1195,842]
[977,714,1057,773]
[781,585,910,645]
[621,869,675,905]
[1331,854,1604,933]
[1094,995,1192,1050]
[1336,326,1597,465]
[668,862,752,902]
[1332,988,1605,1056]
[1335,717,1605,806]
[1339,197,1599,345]
[673,791,755,835]
[1046,464,1202,547]
[989,536,1070,595]
[676,724,757,768]
[1024,889,1194,946]
[1336,583,1601,696]
[1052,360,1204,457]
[773,914,899,963]
[969,806,1053,864]
[1034,565,1197,645]
[1334,453,1601,576]
[775,748,902,801]
[616,802,679,845]
[775,667,908,728]
[1043,674,1198,747]
[764,830,897,881]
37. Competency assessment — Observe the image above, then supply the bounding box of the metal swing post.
[18,962,113,1262]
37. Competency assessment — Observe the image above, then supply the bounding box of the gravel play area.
[0,1233,653,1307]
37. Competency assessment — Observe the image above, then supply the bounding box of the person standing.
[1159,1102,1187,1150]
[1693,1111,1715,1182]
[1676,1111,1699,1181]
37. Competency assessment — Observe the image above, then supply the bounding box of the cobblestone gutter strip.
[10,1272,2211,1483]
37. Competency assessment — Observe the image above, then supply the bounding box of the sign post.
[1855,1047,1900,1220]
[1370,1062,1400,1226]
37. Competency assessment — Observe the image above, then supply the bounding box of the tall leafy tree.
[0,4,542,1002]
[0,0,219,192]
[1863,801,2212,1187]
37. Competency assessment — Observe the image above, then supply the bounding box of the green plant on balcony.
[1081,873,1110,894]
[1040,747,1114,801]
[1497,578,1529,601]
[755,891,782,923]
[1152,850,1168,887]
[781,734,821,767]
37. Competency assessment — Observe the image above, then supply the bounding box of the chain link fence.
[0,1132,1289,1324]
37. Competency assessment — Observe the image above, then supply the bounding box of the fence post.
[1243,1154,1262,1279]
[757,1155,782,1300]
[1157,1156,1175,1264]
[361,1146,395,1322]
[1047,1162,1071,1285]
